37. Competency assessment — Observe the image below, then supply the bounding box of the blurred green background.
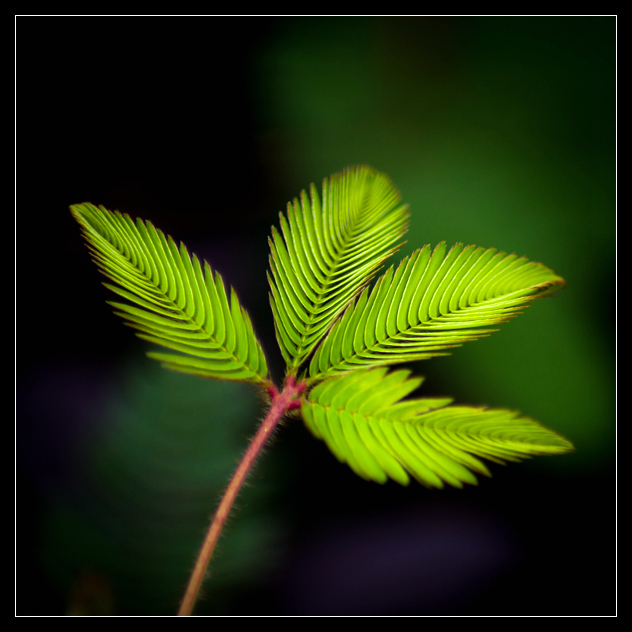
[18,16,614,615]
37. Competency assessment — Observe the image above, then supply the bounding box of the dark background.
[17,17,615,615]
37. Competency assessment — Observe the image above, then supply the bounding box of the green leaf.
[302,369,574,487]
[71,203,268,385]
[268,165,410,375]
[309,243,565,380]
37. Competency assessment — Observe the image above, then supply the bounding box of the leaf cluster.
[71,165,572,487]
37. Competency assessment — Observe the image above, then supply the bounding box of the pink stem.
[177,378,304,616]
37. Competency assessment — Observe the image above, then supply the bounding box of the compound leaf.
[309,243,565,380]
[302,369,574,487]
[71,203,268,385]
[268,165,410,375]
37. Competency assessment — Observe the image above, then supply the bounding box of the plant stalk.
[177,377,305,616]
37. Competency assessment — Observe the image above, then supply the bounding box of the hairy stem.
[177,377,306,616]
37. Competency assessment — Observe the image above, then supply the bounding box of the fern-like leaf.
[268,165,409,375]
[71,203,268,385]
[309,242,565,379]
[302,368,574,487]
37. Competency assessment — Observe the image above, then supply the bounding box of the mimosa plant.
[71,165,573,615]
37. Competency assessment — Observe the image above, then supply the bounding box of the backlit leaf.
[302,369,574,487]
[71,203,268,385]
[268,165,409,375]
